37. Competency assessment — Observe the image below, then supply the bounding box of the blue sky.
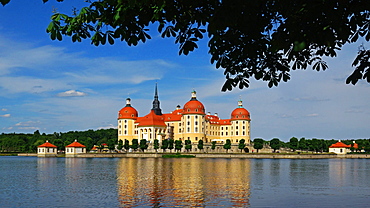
[0,1,369,141]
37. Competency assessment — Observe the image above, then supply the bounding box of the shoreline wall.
[36,153,370,159]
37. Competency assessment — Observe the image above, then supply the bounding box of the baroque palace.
[117,85,251,150]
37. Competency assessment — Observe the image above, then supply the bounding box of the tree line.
[253,137,370,153]
[0,129,117,153]
[1,129,369,154]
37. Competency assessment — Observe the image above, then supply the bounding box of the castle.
[117,85,251,151]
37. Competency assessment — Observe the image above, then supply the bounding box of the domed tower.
[181,90,206,143]
[230,99,251,144]
[118,98,138,143]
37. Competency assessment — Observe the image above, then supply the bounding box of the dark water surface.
[1,157,370,207]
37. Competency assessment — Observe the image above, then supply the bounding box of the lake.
[1,157,370,207]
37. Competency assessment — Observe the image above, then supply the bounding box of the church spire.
[152,83,162,115]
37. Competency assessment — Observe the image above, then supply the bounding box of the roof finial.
[125,98,132,107]
[238,97,243,108]
[191,90,197,100]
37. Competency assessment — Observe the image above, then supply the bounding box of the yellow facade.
[117,90,251,147]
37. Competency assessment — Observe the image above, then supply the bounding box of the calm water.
[1,157,370,207]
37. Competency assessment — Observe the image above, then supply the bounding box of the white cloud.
[0,114,10,117]
[306,113,319,117]
[1,108,7,111]
[57,90,88,97]
[13,121,40,130]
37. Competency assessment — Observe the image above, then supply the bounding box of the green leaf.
[0,0,11,6]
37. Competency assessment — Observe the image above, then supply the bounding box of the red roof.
[183,99,205,115]
[118,98,138,119]
[219,119,231,125]
[206,115,220,124]
[118,106,138,119]
[329,141,358,149]
[231,108,250,120]
[137,110,166,127]
[38,141,57,148]
[66,141,86,148]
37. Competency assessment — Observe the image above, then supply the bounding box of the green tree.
[2,0,368,90]
[223,139,231,153]
[107,139,116,152]
[309,138,321,153]
[123,139,130,151]
[131,139,139,151]
[289,137,299,152]
[53,139,64,150]
[153,139,159,152]
[211,141,216,151]
[197,140,204,152]
[185,139,191,152]
[299,137,307,152]
[117,139,123,152]
[139,139,148,152]
[175,140,183,152]
[168,139,174,153]
[253,138,264,153]
[161,139,169,152]
[238,139,246,153]
[270,138,281,153]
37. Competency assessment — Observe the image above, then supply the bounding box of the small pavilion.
[329,141,358,154]
[65,140,86,157]
[37,141,58,157]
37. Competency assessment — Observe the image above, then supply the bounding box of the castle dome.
[183,91,205,115]
[230,99,250,120]
[118,98,138,119]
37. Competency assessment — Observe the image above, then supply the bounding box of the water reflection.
[116,158,251,207]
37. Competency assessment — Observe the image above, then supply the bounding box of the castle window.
[195,127,198,132]
[187,127,190,132]
[195,137,198,141]
[124,130,127,135]
[195,121,198,125]
[236,131,238,135]
[196,109,198,112]
[125,120,127,123]
[195,115,198,119]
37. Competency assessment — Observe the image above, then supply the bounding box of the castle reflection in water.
[116,158,251,207]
